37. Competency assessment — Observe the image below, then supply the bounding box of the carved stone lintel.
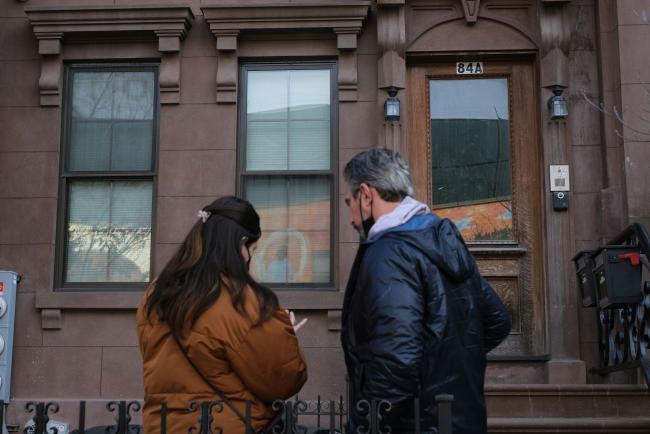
[201,2,370,33]
[202,3,369,104]
[25,6,194,106]
[461,0,481,24]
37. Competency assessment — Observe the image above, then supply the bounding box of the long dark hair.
[144,196,279,336]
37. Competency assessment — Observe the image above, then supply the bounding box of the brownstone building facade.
[1,0,650,431]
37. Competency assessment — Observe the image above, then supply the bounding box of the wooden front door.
[407,60,545,357]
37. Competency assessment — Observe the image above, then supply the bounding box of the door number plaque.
[456,62,484,75]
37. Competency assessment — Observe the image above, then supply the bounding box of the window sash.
[56,64,159,290]
[64,66,157,174]
[239,63,337,289]
[64,180,153,284]
[242,175,332,286]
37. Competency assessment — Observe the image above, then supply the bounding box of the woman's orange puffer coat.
[136,286,308,434]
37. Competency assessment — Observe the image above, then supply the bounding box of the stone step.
[485,384,650,418]
[488,417,650,433]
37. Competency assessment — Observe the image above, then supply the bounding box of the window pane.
[289,120,330,170]
[111,121,154,171]
[289,70,330,120]
[245,68,331,171]
[429,79,513,242]
[69,121,111,171]
[247,70,289,122]
[65,180,152,283]
[69,71,154,172]
[245,176,331,284]
[246,121,289,170]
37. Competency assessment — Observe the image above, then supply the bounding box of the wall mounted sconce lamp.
[384,87,400,121]
[548,85,568,120]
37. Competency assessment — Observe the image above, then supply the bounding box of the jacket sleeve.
[478,276,511,353]
[225,309,308,402]
[438,218,511,353]
[360,243,425,412]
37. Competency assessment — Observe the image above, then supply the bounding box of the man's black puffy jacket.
[341,214,511,434]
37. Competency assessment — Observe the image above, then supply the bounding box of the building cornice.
[201,2,369,32]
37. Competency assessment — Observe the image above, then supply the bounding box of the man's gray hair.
[343,148,414,201]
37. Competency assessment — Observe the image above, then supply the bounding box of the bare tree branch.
[582,91,650,140]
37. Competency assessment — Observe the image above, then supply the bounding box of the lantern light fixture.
[548,85,568,120]
[384,87,400,121]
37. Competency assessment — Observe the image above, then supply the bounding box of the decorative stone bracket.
[377,1,406,90]
[202,1,370,104]
[24,5,194,106]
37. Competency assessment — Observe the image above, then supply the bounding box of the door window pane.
[429,79,513,242]
[65,180,152,283]
[245,176,331,284]
[69,71,155,171]
[246,69,331,171]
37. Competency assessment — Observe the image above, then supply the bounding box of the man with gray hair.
[341,148,511,434]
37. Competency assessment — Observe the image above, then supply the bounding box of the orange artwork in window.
[434,200,513,242]
[252,199,331,284]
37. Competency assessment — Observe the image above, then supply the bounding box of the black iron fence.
[1,394,454,434]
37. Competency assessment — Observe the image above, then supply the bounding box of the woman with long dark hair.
[136,196,307,433]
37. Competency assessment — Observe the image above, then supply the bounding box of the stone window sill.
[34,290,344,330]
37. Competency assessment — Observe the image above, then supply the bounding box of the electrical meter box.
[572,250,598,307]
[592,246,643,308]
[0,271,17,403]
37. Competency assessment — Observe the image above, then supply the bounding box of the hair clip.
[197,210,211,223]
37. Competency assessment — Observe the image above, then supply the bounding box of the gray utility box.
[572,250,598,308]
[0,271,17,403]
[592,246,643,308]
